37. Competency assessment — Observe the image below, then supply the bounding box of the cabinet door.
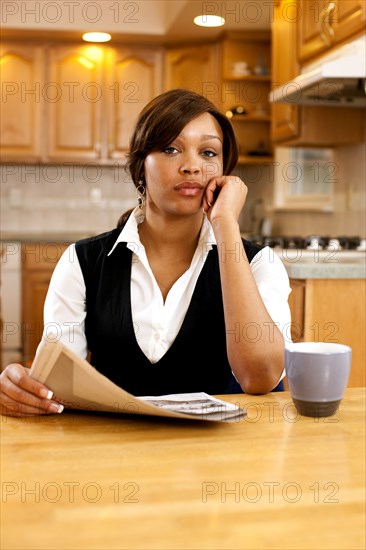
[298,0,336,62]
[298,0,365,62]
[22,270,52,363]
[21,243,68,363]
[271,0,300,142]
[333,0,366,44]
[303,279,365,388]
[288,279,306,342]
[47,44,103,161]
[0,43,44,161]
[106,47,163,159]
[271,1,365,147]
[164,45,219,100]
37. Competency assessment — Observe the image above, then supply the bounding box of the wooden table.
[1,388,365,550]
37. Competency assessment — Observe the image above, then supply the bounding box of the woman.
[0,88,291,417]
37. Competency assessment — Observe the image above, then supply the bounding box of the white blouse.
[42,207,292,368]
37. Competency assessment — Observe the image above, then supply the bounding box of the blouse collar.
[107,206,216,256]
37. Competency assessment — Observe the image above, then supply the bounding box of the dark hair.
[126,88,239,185]
[117,88,239,228]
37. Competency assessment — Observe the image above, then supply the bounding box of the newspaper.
[29,339,247,422]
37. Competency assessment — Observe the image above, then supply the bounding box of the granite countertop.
[275,249,366,279]
[280,261,366,279]
[1,235,365,278]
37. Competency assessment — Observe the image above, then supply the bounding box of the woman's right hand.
[0,364,64,417]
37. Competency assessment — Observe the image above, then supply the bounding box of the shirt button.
[154,333,160,341]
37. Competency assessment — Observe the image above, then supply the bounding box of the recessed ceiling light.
[82,32,112,43]
[193,15,225,27]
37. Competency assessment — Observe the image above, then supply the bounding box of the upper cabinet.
[0,41,163,163]
[0,43,44,161]
[271,1,300,143]
[333,0,366,45]
[106,46,163,160]
[219,32,273,164]
[47,44,104,161]
[271,0,366,147]
[164,44,219,98]
[164,36,274,165]
[2,16,365,162]
[298,0,366,63]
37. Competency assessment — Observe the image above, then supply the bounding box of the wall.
[236,142,366,239]
[1,141,365,238]
[269,143,366,238]
[0,163,137,235]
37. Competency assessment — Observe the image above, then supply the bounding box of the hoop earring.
[136,179,146,209]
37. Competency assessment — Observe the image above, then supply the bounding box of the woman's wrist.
[210,216,240,235]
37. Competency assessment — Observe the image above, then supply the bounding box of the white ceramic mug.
[285,342,352,417]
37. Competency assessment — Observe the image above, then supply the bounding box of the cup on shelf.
[231,61,250,76]
[285,342,352,417]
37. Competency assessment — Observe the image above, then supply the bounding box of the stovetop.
[245,235,365,251]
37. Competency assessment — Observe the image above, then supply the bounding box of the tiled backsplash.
[1,163,137,235]
[237,142,366,238]
[1,142,365,238]
[270,143,366,237]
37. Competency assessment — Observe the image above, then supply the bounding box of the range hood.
[270,35,366,107]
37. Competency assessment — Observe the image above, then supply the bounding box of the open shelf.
[230,115,271,122]
[238,155,274,165]
[223,74,271,82]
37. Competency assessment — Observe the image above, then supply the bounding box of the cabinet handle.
[286,106,296,134]
[323,2,335,39]
[319,2,335,44]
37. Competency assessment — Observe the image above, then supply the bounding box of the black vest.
[75,228,263,396]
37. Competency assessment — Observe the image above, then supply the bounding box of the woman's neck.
[138,210,204,253]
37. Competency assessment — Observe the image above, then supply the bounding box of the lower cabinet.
[288,278,365,388]
[21,243,68,363]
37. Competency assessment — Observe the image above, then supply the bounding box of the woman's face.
[143,113,224,216]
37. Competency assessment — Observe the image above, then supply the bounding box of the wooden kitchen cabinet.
[106,46,163,159]
[271,0,366,146]
[164,43,219,98]
[21,242,68,363]
[0,43,44,161]
[289,278,365,387]
[298,0,366,63]
[49,44,163,161]
[333,0,366,46]
[47,44,104,161]
[164,33,274,165]
[1,40,163,163]
[219,32,273,164]
[271,1,300,143]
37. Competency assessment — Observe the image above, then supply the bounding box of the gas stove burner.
[246,235,362,250]
[336,236,361,249]
[304,235,362,250]
[283,237,306,249]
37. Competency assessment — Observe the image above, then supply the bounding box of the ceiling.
[2,0,273,43]
[163,0,273,41]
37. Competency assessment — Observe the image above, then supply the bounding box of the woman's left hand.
[202,175,248,223]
